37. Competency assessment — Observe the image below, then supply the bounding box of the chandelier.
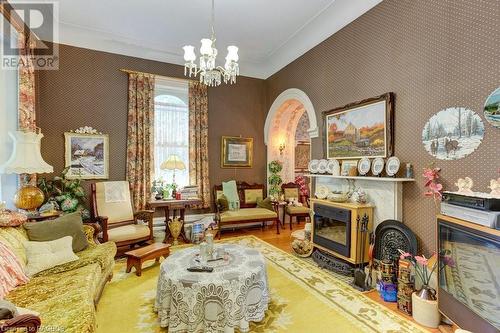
[182,0,239,87]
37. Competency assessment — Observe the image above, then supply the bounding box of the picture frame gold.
[221,136,253,168]
[64,132,109,179]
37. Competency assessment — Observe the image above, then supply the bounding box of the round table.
[155,244,269,333]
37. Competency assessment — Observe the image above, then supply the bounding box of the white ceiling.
[24,0,382,79]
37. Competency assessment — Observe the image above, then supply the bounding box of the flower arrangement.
[398,249,454,299]
[37,167,90,219]
[268,160,283,199]
[151,179,173,199]
[423,164,443,204]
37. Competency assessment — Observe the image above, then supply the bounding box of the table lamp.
[0,131,53,213]
[160,154,186,199]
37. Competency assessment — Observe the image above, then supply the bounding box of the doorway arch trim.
[264,88,319,145]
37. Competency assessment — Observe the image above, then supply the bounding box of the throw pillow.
[217,194,229,212]
[24,212,88,252]
[0,210,27,227]
[0,242,29,299]
[23,236,79,277]
[257,197,274,211]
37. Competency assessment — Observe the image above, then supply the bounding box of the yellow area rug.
[96,236,428,333]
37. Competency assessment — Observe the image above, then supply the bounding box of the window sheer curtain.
[154,79,189,187]
[126,73,155,211]
[188,81,210,208]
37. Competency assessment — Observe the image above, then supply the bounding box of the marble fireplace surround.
[310,175,414,229]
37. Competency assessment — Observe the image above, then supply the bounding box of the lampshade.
[226,46,239,62]
[200,38,214,56]
[183,45,196,62]
[160,155,186,171]
[0,131,53,174]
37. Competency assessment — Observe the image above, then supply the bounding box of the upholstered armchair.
[91,181,154,248]
[282,182,311,230]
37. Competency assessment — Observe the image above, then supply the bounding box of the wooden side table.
[147,198,202,244]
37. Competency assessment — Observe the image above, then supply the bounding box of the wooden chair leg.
[126,258,133,273]
[276,219,280,234]
[289,215,293,230]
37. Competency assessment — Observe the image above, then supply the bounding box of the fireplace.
[313,203,351,257]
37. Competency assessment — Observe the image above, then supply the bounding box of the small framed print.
[221,136,253,168]
[64,132,109,179]
[341,160,358,176]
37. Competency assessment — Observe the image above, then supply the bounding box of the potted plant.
[268,160,283,200]
[37,167,90,220]
[399,250,455,328]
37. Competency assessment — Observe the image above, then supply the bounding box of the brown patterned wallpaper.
[267,0,500,253]
[37,44,268,206]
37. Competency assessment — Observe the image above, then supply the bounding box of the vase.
[412,286,440,328]
[168,218,184,245]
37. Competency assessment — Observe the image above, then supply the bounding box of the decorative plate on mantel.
[308,159,319,173]
[326,159,340,176]
[358,157,371,176]
[317,159,328,174]
[372,157,385,176]
[385,157,400,176]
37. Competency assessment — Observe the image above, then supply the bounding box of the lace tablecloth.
[155,244,270,333]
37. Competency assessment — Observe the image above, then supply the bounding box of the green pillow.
[24,212,89,252]
[217,194,229,212]
[257,197,274,211]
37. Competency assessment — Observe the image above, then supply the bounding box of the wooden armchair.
[0,314,41,332]
[91,181,154,248]
[282,182,311,230]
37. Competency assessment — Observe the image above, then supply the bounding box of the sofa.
[0,223,116,333]
[213,182,280,237]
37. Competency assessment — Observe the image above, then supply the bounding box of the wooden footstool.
[125,243,171,276]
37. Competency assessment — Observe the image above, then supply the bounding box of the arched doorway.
[264,89,319,184]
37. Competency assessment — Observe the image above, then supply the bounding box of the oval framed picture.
[422,107,485,160]
[358,157,371,176]
[372,157,385,176]
[484,87,500,128]
[385,156,400,176]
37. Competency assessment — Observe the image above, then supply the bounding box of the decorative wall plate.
[385,157,400,176]
[308,159,319,173]
[315,185,330,199]
[422,107,485,160]
[358,158,371,176]
[484,87,500,128]
[317,159,328,174]
[326,159,340,176]
[372,158,385,176]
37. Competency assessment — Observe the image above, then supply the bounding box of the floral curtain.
[188,81,210,208]
[17,31,36,131]
[126,73,155,211]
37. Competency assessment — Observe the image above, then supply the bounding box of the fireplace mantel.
[305,174,415,229]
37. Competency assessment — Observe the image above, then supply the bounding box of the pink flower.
[400,252,411,260]
[415,255,428,266]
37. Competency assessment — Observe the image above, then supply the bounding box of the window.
[0,14,19,208]
[154,78,190,187]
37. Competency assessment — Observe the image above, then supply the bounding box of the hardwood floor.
[219,223,441,333]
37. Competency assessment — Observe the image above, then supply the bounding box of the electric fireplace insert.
[313,204,351,258]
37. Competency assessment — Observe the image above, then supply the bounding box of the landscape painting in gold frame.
[323,93,394,160]
[221,136,253,168]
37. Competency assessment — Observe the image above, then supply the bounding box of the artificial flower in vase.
[399,250,455,328]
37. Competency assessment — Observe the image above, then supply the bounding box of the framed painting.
[221,136,253,168]
[64,132,109,179]
[323,93,394,160]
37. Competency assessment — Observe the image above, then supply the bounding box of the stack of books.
[179,185,199,199]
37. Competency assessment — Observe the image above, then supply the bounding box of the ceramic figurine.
[405,163,414,179]
[352,188,368,204]
[489,178,500,196]
[455,177,474,194]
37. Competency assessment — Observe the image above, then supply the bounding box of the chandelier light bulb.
[200,39,214,56]
[182,45,196,62]
[226,46,239,62]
